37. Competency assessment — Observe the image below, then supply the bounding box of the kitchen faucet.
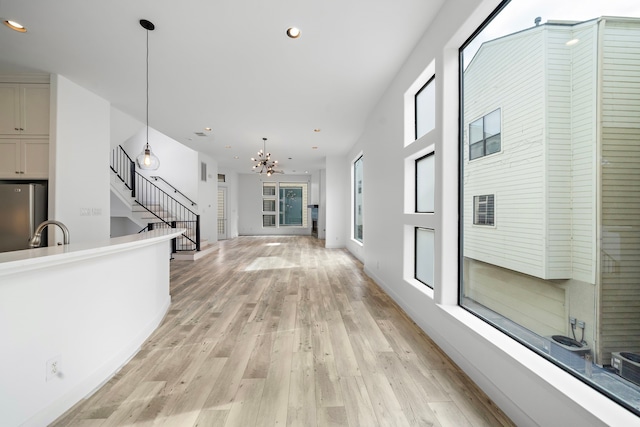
[28,220,70,248]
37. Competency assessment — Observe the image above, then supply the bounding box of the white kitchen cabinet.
[0,83,50,136]
[0,139,49,179]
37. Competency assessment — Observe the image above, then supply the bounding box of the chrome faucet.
[29,220,70,248]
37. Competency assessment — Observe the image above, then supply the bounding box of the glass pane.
[280,187,303,226]
[461,0,640,414]
[415,227,435,288]
[262,214,275,227]
[484,109,501,138]
[416,153,435,212]
[263,184,276,196]
[263,199,275,212]
[354,156,363,242]
[415,77,436,139]
[469,142,484,160]
[485,134,501,155]
[469,118,483,144]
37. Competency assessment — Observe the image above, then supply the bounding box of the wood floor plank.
[51,236,514,427]
[287,351,317,427]
[255,331,294,427]
[223,378,265,427]
[339,376,378,427]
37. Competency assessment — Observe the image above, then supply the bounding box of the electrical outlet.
[569,317,576,326]
[577,320,585,329]
[46,355,61,381]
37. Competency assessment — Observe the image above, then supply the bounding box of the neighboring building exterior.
[463,17,640,365]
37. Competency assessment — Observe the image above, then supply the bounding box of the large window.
[279,185,303,226]
[460,0,640,415]
[415,76,436,140]
[262,182,308,228]
[469,109,501,160]
[353,155,363,242]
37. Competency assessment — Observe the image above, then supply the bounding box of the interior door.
[217,187,227,240]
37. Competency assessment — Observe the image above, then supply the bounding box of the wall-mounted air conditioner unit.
[611,352,640,386]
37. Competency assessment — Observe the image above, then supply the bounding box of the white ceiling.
[0,0,444,174]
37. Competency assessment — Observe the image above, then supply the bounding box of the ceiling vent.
[194,132,207,137]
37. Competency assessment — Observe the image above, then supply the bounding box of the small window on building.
[473,194,494,226]
[415,76,436,140]
[469,108,501,160]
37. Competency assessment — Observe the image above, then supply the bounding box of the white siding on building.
[599,18,640,363]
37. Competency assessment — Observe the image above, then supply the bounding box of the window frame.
[415,152,435,213]
[414,75,436,141]
[472,194,495,226]
[468,108,501,161]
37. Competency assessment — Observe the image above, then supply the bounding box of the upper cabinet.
[0,83,50,136]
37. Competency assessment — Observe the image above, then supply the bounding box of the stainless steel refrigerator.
[0,183,47,252]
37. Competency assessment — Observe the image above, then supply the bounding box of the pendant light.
[136,19,160,170]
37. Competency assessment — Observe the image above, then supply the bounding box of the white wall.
[50,75,110,244]
[238,173,313,236]
[110,106,144,149]
[325,156,347,248]
[345,0,639,425]
[197,152,218,243]
[121,126,199,202]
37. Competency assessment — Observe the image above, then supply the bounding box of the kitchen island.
[0,228,185,427]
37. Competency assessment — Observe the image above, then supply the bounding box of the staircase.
[110,145,216,260]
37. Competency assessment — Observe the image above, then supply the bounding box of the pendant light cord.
[146,26,149,146]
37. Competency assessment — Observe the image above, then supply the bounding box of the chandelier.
[251,137,280,176]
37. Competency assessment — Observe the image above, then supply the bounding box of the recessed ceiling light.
[286,27,301,39]
[225,145,231,148]
[313,128,321,132]
[312,146,318,150]
[234,156,239,159]
[204,127,212,131]
[4,20,27,32]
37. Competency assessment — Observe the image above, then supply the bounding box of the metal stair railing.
[110,145,135,197]
[110,145,200,252]
[135,173,201,251]
[150,176,197,207]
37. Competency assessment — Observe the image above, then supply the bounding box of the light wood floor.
[53,236,514,427]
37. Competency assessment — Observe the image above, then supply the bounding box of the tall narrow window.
[415,76,435,140]
[416,152,435,212]
[354,155,363,242]
[262,183,277,228]
[415,227,434,288]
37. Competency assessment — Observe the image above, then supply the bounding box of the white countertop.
[0,228,186,277]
